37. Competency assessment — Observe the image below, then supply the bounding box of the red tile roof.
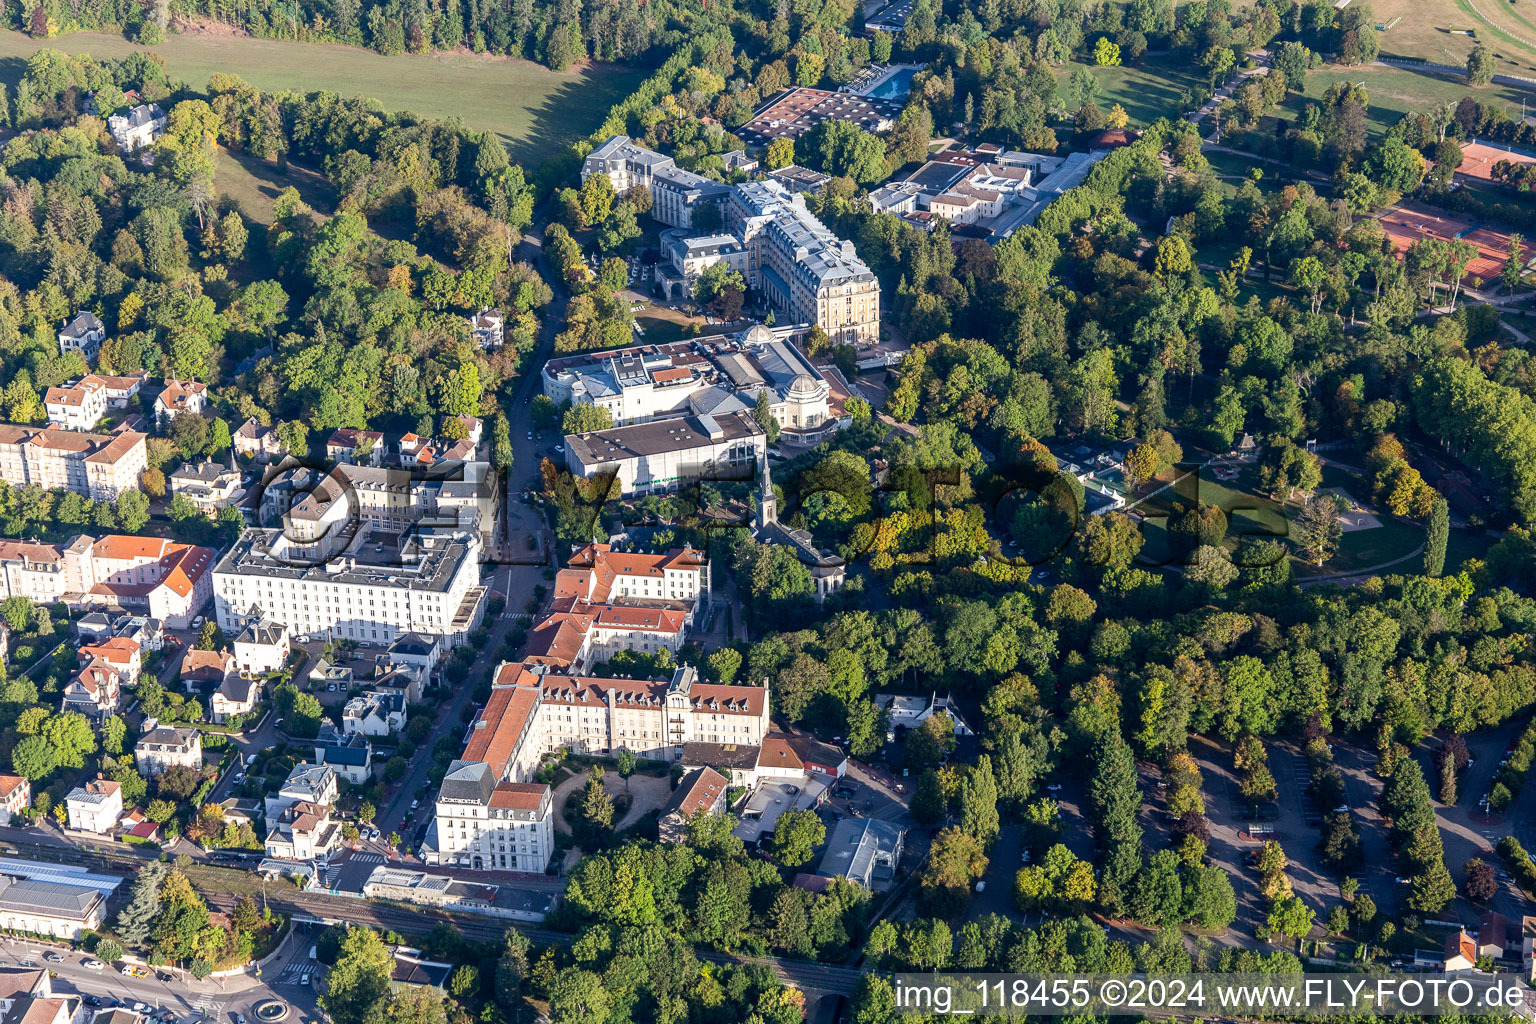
[667,767,727,820]
[462,670,541,776]
[489,782,548,811]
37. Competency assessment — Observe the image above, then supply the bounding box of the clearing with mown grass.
[1293,62,1536,141]
[0,29,647,163]
[1373,0,1536,76]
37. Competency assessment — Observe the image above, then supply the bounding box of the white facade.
[169,461,245,516]
[342,692,407,737]
[44,378,108,431]
[231,614,290,676]
[264,763,338,821]
[0,535,214,629]
[107,103,166,154]
[580,136,729,229]
[541,325,835,440]
[0,887,105,940]
[57,312,105,362]
[0,776,30,825]
[563,411,765,498]
[153,380,208,428]
[212,527,487,650]
[65,780,122,834]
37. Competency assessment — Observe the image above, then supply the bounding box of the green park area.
[0,28,646,163]
[1055,60,1208,127]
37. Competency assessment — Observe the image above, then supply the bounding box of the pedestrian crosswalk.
[191,1000,226,1019]
[272,963,316,988]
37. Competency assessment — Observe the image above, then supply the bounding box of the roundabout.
[255,1001,289,1021]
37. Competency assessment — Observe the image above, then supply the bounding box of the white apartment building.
[64,779,122,834]
[581,136,730,229]
[726,181,880,346]
[43,378,107,432]
[211,526,487,649]
[541,325,837,441]
[231,613,290,676]
[431,765,553,873]
[0,535,213,629]
[652,184,880,346]
[342,691,407,737]
[559,542,710,604]
[564,410,765,498]
[264,800,344,862]
[134,725,203,777]
[78,637,141,687]
[0,425,146,501]
[44,373,146,431]
[264,763,338,821]
[57,312,105,361]
[527,544,709,671]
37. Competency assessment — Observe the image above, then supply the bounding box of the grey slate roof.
[438,760,494,805]
[817,817,905,886]
[0,876,102,919]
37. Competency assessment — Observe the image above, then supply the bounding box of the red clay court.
[1458,140,1536,182]
[1377,202,1519,282]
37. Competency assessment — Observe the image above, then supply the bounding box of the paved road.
[363,222,578,852]
[0,935,310,1024]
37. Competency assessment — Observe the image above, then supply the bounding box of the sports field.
[0,29,647,163]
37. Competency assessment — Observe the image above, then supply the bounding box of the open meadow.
[0,29,647,164]
[1291,62,1536,140]
[1373,0,1536,76]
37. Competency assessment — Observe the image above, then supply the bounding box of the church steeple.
[756,446,776,530]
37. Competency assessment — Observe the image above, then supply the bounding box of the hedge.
[1488,716,1536,810]
[1498,835,1536,895]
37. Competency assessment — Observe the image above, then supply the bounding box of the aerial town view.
[6,0,1536,1020]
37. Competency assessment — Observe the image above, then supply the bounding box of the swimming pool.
[866,66,918,99]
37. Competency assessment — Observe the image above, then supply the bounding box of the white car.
[410,799,420,810]
[1046,784,1063,793]
[82,959,104,970]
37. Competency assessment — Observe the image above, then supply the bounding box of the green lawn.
[1293,63,1536,142]
[215,147,334,225]
[1056,60,1208,127]
[0,29,647,163]
[1202,147,1283,183]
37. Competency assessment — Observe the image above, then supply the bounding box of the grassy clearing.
[215,147,334,225]
[1055,60,1208,126]
[1293,63,1536,142]
[0,29,648,163]
[1372,0,1536,76]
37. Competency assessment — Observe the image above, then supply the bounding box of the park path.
[550,768,671,835]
